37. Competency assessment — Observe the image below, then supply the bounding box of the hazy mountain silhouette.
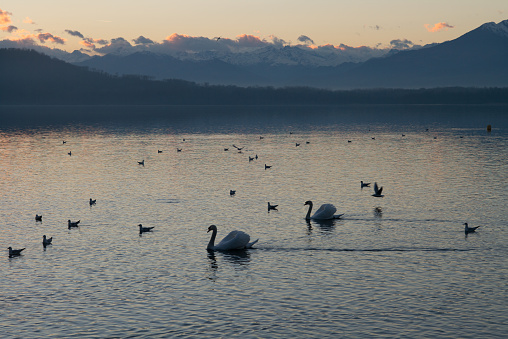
[1,48,507,105]
[71,20,508,89]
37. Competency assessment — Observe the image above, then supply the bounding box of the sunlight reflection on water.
[0,105,507,338]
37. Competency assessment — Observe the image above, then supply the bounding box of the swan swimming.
[207,225,258,251]
[372,182,384,197]
[304,201,344,220]
[464,223,480,234]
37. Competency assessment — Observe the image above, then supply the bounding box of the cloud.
[424,22,454,32]
[94,37,132,54]
[0,25,17,32]
[0,8,12,25]
[65,29,84,39]
[236,34,266,48]
[23,17,35,24]
[390,38,414,49]
[133,35,154,45]
[297,35,315,45]
[37,32,65,44]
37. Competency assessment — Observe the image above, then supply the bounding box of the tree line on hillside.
[1,48,508,105]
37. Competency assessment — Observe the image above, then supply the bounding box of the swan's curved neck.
[305,203,313,220]
[207,229,217,250]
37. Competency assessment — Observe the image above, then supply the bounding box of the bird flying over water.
[372,182,384,197]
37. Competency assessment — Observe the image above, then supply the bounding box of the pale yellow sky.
[1,0,507,52]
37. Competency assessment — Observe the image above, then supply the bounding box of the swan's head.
[304,200,313,206]
[208,225,217,233]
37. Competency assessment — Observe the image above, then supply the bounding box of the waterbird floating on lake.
[68,151,72,156]
[158,150,163,153]
[139,224,154,234]
[138,160,144,166]
[8,247,25,257]
[230,190,236,196]
[361,181,371,188]
[42,235,53,247]
[265,164,272,170]
[464,223,480,234]
[206,225,258,251]
[177,148,182,152]
[89,198,96,206]
[304,201,344,220]
[35,214,42,222]
[268,202,278,211]
[68,220,80,228]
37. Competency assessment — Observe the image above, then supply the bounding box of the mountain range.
[68,20,508,89]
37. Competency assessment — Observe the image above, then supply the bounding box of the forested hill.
[1,48,508,105]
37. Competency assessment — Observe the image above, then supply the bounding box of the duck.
[139,224,154,234]
[42,235,53,246]
[464,223,480,234]
[304,201,344,220]
[207,225,258,251]
[8,247,25,257]
[372,182,384,197]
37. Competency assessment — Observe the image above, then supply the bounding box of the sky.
[1,0,507,55]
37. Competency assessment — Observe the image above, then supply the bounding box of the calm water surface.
[1,105,507,338]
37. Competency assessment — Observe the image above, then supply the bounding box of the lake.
[1,105,507,338]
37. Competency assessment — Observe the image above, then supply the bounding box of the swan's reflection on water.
[206,249,252,281]
[306,219,337,234]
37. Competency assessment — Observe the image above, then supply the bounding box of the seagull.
[361,181,371,188]
[260,136,264,139]
[268,202,278,211]
[232,145,244,151]
[348,140,352,143]
[177,148,182,152]
[306,141,310,144]
[372,182,384,197]
[42,235,53,247]
[371,137,375,140]
[230,190,236,196]
[296,143,300,147]
[265,164,272,170]
[215,36,221,41]
[224,148,229,151]
[89,198,96,206]
[255,154,258,159]
[402,134,406,137]
[158,150,163,153]
[249,156,254,162]
[139,224,154,234]
[68,151,72,156]
[8,247,25,257]
[62,140,66,144]
[35,214,42,222]
[464,223,480,234]
[68,220,80,228]
[138,160,144,166]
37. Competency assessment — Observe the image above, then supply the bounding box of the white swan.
[207,225,258,251]
[304,201,344,220]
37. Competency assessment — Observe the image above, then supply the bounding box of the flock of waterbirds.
[7,131,482,258]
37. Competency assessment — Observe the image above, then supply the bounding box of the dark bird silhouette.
[464,223,480,234]
[68,151,72,156]
[138,160,144,166]
[249,156,254,162]
[68,220,80,228]
[268,202,278,211]
[232,145,244,150]
[35,214,42,222]
[361,181,371,188]
[89,198,96,206]
[265,164,272,170]
[158,150,163,153]
[62,141,66,144]
[296,143,300,147]
[372,182,384,197]
[42,235,53,247]
[8,247,25,257]
[177,148,182,152]
[224,148,229,151]
[139,224,154,234]
[230,190,236,196]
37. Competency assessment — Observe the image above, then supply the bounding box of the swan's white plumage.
[305,201,344,220]
[207,225,258,251]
